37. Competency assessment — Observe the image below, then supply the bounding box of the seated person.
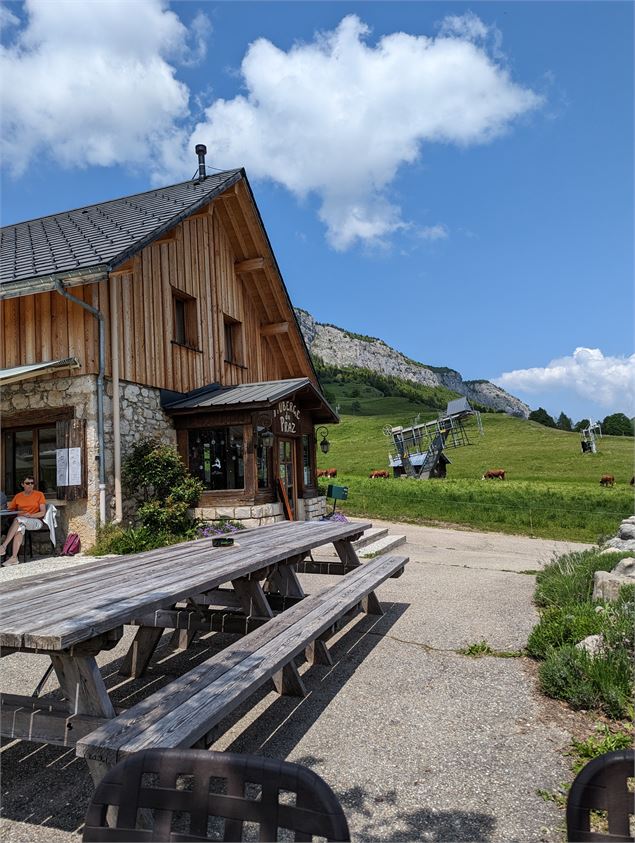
[0,477,46,566]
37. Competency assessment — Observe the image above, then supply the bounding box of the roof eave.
[0,267,109,300]
[238,173,321,387]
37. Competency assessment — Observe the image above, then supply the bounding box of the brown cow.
[317,469,326,478]
[324,468,337,478]
[482,469,505,480]
[600,474,615,487]
[369,470,389,478]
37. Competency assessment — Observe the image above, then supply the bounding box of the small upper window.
[224,316,243,365]
[173,290,198,348]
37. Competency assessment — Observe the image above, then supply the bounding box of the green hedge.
[529,551,634,719]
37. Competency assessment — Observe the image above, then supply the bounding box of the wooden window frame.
[187,425,246,493]
[3,423,58,498]
[1,409,87,501]
[172,288,199,350]
[223,314,245,367]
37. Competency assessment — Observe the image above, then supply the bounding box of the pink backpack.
[61,532,81,556]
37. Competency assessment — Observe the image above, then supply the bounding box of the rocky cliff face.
[295,308,529,418]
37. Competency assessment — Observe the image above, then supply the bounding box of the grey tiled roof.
[1,170,242,286]
[164,378,313,410]
[163,377,338,423]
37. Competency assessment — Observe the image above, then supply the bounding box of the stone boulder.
[601,516,635,553]
[592,556,635,602]
[576,634,604,658]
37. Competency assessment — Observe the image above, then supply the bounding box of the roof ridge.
[1,170,242,231]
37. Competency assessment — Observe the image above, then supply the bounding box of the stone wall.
[296,495,327,521]
[193,502,285,529]
[1,375,176,545]
[194,495,327,528]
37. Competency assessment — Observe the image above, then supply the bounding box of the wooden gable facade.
[0,169,334,538]
[1,179,313,391]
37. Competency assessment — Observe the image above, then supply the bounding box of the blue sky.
[1,1,633,423]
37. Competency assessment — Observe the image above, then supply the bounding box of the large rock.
[576,634,604,657]
[593,557,635,601]
[601,517,635,553]
[294,308,530,417]
[618,521,635,541]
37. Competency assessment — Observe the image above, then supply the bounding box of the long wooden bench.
[77,552,408,773]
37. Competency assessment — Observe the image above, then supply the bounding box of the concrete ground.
[0,522,594,842]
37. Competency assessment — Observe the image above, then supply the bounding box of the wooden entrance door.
[277,439,296,518]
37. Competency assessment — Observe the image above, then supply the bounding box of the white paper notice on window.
[56,447,81,486]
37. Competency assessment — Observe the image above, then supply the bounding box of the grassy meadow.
[317,379,634,542]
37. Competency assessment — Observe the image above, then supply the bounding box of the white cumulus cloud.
[0,0,204,177]
[494,348,635,414]
[419,224,449,241]
[185,14,542,250]
[438,11,489,42]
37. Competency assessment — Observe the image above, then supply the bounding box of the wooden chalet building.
[0,150,336,544]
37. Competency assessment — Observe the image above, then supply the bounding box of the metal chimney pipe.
[195,144,207,182]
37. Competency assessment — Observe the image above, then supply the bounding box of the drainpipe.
[109,274,123,523]
[55,281,107,525]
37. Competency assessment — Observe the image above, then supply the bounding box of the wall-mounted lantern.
[316,426,330,454]
[256,413,275,448]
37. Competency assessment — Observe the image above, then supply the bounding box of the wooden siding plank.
[199,216,213,383]
[120,274,133,381]
[2,298,19,367]
[160,244,174,388]
[141,249,153,383]
[132,255,145,383]
[21,296,36,364]
[150,245,164,387]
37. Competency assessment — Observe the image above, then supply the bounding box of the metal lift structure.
[384,397,483,479]
[580,421,602,454]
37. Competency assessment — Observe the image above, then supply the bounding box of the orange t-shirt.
[9,490,45,516]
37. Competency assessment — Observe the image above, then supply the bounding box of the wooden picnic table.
[0,519,369,754]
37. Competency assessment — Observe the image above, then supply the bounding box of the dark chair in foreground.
[83,748,350,842]
[566,749,634,842]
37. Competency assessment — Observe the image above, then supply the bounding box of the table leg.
[268,563,306,599]
[50,653,115,719]
[232,577,274,619]
[333,539,361,569]
[119,627,164,677]
[233,575,307,697]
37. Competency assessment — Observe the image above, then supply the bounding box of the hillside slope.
[316,391,633,485]
[296,307,529,417]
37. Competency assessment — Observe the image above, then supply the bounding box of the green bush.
[526,603,604,659]
[90,524,189,556]
[534,549,625,608]
[538,644,632,718]
[122,439,204,537]
[122,440,190,501]
[536,596,635,719]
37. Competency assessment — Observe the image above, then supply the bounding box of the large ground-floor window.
[188,426,245,491]
[2,425,57,496]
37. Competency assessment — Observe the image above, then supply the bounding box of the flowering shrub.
[199,519,245,538]
[321,512,348,523]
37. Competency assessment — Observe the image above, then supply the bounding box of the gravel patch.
[0,524,594,841]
